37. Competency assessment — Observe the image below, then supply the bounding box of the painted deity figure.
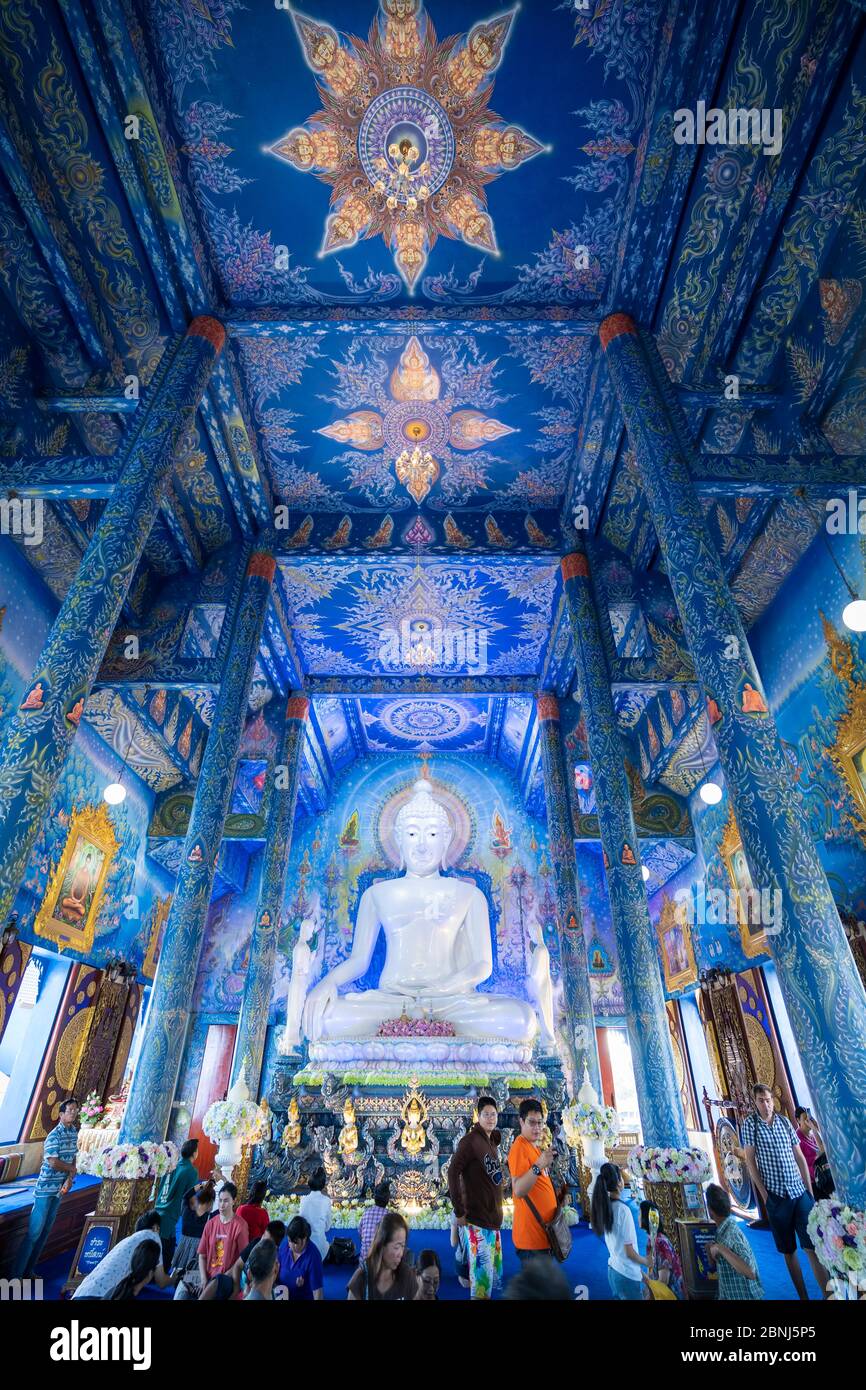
[281,894,325,1051]
[302,779,537,1043]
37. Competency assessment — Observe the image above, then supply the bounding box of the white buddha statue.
[302,779,538,1044]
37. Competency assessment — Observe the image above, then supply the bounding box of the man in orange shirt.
[508,1097,557,1262]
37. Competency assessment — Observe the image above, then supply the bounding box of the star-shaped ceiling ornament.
[318,335,516,504]
[269,1,546,291]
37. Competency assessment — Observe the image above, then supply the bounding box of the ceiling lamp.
[395,445,439,505]
[842,599,866,632]
[103,782,127,805]
[699,780,723,805]
[641,864,650,882]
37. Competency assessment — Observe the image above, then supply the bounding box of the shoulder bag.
[523,1187,573,1263]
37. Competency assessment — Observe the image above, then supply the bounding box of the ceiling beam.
[224,314,603,336]
[692,454,865,495]
[304,676,539,696]
[0,459,120,497]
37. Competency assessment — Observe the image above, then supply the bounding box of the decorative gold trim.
[656,893,698,992]
[142,895,172,980]
[720,808,767,960]
[34,804,119,954]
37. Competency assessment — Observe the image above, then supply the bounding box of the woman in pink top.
[197,1182,250,1291]
[794,1106,822,1183]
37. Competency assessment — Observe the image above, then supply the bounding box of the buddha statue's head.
[394,778,453,875]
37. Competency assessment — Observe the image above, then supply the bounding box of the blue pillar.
[120,550,277,1143]
[536,694,601,1096]
[601,312,866,1204]
[231,694,309,1095]
[562,548,687,1146]
[0,319,226,926]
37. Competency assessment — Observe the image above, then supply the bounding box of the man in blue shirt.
[14,1097,80,1277]
[276,1215,324,1301]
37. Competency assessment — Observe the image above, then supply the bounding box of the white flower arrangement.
[76,1140,179,1181]
[266,1192,518,1230]
[807,1199,866,1288]
[629,1145,712,1185]
[562,1098,620,1147]
[202,1097,270,1145]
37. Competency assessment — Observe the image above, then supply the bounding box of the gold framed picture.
[34,803,119,954]
[657,892,698,992]
[720,808,767,960]
[142,895,172,980]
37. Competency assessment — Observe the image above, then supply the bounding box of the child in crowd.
[706,1183,764,1300]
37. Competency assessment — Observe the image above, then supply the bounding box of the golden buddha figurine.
[400,1085,429,1158]
[282,1096,302,1150]
[338,1096,359,1157]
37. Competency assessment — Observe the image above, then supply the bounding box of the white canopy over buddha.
[302,779,537,1044]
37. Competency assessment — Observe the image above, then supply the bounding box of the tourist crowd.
[13,1085,832,1301]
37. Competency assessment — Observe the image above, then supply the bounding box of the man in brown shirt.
[448,1096,504,1299]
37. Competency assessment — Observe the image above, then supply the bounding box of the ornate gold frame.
[34,803,119,954]
[656,892,698,992]
[822,614,866,847]
[142,895,172,980]
[720,808,766,960]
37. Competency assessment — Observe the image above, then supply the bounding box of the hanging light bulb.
[641,864,650,882]
[699,781,722,805]
[842,599,866,632]
[103,782,126,805]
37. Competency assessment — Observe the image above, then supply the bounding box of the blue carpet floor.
[29,1201,824,1302]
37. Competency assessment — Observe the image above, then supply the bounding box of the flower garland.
[377,1014,456,1038]
[807,1199,866,1290]
[79,1090,105,1128]
[629,1146,711,1184]
[203,1097,270,1145]
[266,1193,520,1231]
[77,1140,179,1181]
[563,1098,620,1147]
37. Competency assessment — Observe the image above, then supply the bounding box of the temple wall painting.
[648,528,866,990]
[0,541,174,978]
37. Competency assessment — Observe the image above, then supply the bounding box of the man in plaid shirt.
[359,1180,391,1261]
[740,1083,828,1299]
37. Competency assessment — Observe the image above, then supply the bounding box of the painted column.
[230,694,309,1095]
[0,319,226,926]
[601,312,866,1203]
[536,693,601,1096]
[120,550,277,1144]
[561,548,687,1146]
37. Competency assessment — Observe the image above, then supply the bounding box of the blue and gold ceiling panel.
[277,553,560,679]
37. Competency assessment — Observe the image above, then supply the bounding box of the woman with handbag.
[590,1163,650,1301]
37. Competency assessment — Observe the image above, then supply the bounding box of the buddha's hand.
[303,979,337,1039]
